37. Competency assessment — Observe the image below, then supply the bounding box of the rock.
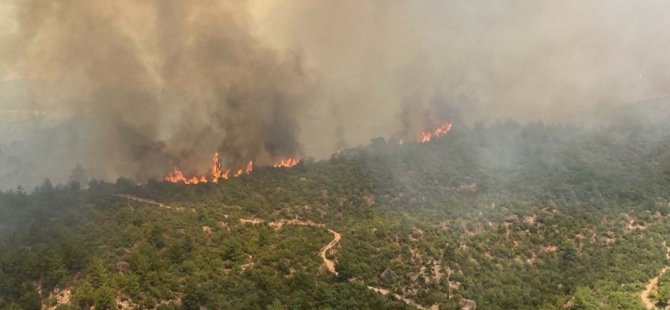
[380,268,398,283]
[459,298,476,310]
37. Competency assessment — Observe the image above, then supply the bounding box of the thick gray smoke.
[252,0,670,155]
[1,0,670,188]
[0,0,311,188]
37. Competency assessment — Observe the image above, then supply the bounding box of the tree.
[69,164,88,186]
[95,285,117,310]
[68,181,81,192]
[88,258,109,288]
[75,280,95,309]
[183,281,205,310]
[39,248,67,290]
[35,178,55,200]
[18,290,41,310]
[657,280,670,307]
[572,287,599,310]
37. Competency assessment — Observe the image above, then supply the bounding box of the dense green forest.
[2,120,670,309]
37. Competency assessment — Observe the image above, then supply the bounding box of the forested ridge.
[2,120,670,309]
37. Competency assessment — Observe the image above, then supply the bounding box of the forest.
[1,119,670,309]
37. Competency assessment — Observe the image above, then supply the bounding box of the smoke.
[0,0,311,188]
[252,0,670,155]
[1,0,670,188]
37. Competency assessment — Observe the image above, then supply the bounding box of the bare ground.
[641,267,668,309]
[320,229,341,275]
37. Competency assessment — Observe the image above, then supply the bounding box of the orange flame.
[164,166,207,184]
[211,152,223,183]
[434,123,452,137]
[420,122,453,143]
[234,160,254,177]
[421,132,432,143]
[163,166,187,183]
[163,154,256,184]
[273,157,300,168]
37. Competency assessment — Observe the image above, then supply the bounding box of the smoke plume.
[0,0,311,187]
[1,0,670,188]
[252,0,670,154]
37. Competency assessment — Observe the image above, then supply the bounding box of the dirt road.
[320,229,341,275]
[266,218,340,275]
[113,197,424,308]
[641,241,670,309]
[641,267,668,309]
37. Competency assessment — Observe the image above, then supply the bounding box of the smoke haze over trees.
[1,0,670,188]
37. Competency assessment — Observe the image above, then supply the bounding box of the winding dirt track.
[642,267,668,309]
[117,194,343,277]
[118,195,423,309]
[320,229,341,275]
[266,219,340,275]
[641,241,670,309]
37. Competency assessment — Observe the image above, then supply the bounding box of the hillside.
[2,121,670,309]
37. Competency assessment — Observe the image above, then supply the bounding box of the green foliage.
[0,122,669,309]
[656,273,670,307]
[74,280,95,309]
[572,287,599,310]
[17,290,41,310]
[94,285,117,310]
[2,303,23,310]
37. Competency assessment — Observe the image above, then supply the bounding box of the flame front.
[164,166,207,184]
[162,122,451,184]
[163,153,276,185]
[420,122,453,143]
[234,160,254,177]
[163,153,252,184]
[421,132,432,143]
[273,157,300,168]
